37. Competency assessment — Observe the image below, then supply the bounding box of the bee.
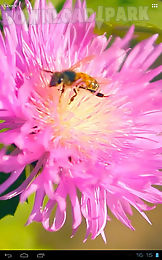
[43,56,109,104]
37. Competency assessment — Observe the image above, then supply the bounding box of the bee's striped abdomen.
[75,72,99,92]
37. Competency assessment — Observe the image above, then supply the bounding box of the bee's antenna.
[42,69,54,74]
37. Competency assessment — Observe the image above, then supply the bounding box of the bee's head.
[49,72,64,87]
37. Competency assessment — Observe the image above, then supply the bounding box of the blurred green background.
[0,0,162,250]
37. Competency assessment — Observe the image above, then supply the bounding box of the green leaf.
[94,22,162,45]
[87,0,162,30]
[0,194,20,219]
[0,169,26,220]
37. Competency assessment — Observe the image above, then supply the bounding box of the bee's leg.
[58,84,65,102]
[58,83,64,94]
[96,92,109,98]
[69,88,79,104]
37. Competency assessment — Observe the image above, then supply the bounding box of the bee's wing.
[95,77,110,86]
[96,77,112,97]
[70,55,96,71]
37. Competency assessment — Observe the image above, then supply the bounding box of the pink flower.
[0,0,162,243]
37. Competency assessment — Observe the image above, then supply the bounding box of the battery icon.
[155,253,159,258]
